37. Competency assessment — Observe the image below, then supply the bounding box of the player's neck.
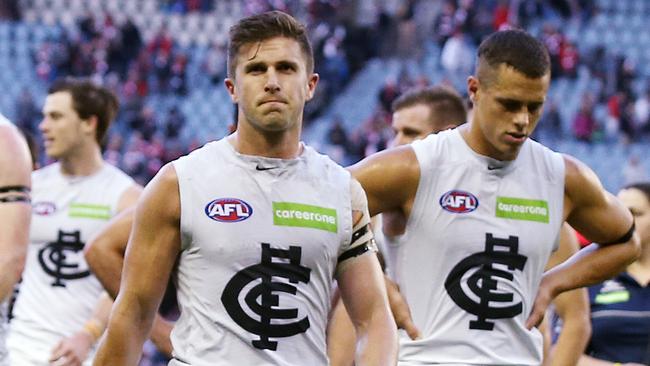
[459,123,518,161]
[231,124,302,159]
[58,144,104,177]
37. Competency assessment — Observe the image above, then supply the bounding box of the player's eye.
[500,100,522,112]
[528,103,543,113]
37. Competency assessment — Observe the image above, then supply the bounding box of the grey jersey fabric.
[170,138,359,366]
[394,129,565,365]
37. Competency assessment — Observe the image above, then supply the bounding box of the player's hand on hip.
[49,331,93,366]
[525,274,556,330]
[385,275,421,340]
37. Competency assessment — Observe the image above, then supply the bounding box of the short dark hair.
[477,29,550,81]
[227,11,313,78]
[623,182,650,202]
[391,86,467,128]
[48,78,119,145]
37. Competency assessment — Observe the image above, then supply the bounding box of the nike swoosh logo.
[488,166,500,170]
[256,165,277,171]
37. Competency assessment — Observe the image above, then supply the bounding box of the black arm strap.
[351,224,369,244]
[0,185,30,194]
[0,185,31,204]
[0,195,31,203]
[338,241,373,263]
[600,221,635,246]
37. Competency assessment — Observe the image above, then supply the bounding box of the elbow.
[1,250,26,285]
[84,238,104,271]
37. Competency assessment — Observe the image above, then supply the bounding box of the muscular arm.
[554,156,639,291]
[334,179,398,366]
[84,207,173,356]
[93,164,181,365]
[545,224,591,366]
[348,148,422,342]
[348,145,420,217]
[85,208,133,298]
[0,125,31,303]
[527,156,640,328]
[337,252,398,366]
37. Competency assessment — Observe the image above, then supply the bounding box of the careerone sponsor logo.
[496,197,549,223]
[273,202,337,233]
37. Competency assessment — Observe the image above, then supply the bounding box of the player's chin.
[261,118,293,132]
[44,147,60,159]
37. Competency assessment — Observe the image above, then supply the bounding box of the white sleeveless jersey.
[170,139,359,366]
[8,162,134,365]
[395,129,565,365]
[0,113,15,366]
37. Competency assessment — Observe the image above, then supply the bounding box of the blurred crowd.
[322,0,650,171]
[7,0,650,185]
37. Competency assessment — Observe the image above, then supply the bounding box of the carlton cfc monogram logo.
[221,243,312,350]
[444,233,527,330]
[38,230,91,287]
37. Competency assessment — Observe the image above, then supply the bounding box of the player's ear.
[225,78,238,103]
[467,76,479,103]
[82,115,98,137]
[305,73,319,101]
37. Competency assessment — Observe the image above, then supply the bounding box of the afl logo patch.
[205,198,253,222]
[439,190,479,213]
[33,202,56,216]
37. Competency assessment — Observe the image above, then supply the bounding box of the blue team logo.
[439,190,479,214]
[205,198,253,222]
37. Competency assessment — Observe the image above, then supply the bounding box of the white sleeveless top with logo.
[8,162,134,365]
[170,138,363,366]
[0,113,16,366]
[394,129,564,365]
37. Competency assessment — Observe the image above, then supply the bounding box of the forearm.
[354,307,398,366]
[87,248,123,299]
[546,240,639,295]
[577,354,620,366]
[149,314,174,357]
[327,299,356,366]
[550,316,591,366]
[94,295,154,365]
[71,292,113,346]
[0,254,24,302]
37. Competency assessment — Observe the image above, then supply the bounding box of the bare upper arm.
[119,164,180,308]
[563,154,633,243]
[336,251,388,326]
[0,125,32,300]
[0,125,31,187]
[348,145,420,217]
[84,206,135,297]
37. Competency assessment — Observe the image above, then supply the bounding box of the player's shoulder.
[174,139,222,166]
[561,153,605,199]
[522,138,565,182]
[103,161,135,181]
[32,162,60,181]
[408,128,457,170]
[303,143,351,178]
[0,120,26,153]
